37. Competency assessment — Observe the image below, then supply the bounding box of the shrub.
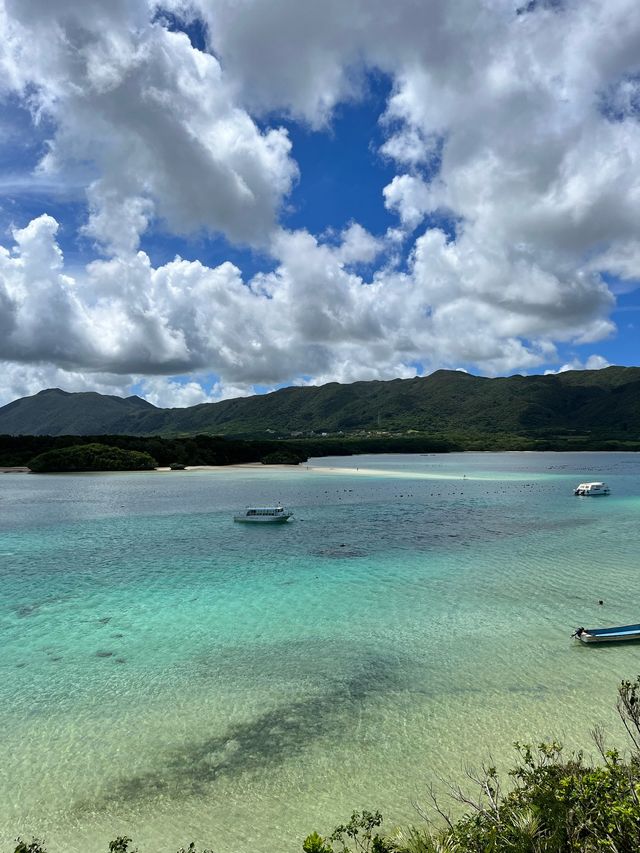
[28,443,157,472]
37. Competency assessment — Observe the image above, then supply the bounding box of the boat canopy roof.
[244,506,286,511]
[585,624,640,637]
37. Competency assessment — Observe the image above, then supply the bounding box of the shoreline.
[156,462,307,472]
[2,448,635,476]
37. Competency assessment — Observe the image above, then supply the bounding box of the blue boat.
[572,624,640,644]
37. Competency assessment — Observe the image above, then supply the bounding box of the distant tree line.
[0,433,304,468]
[0,433,457,469]
[1,431,638,471]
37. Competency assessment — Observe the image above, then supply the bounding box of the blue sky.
[0,0,638,407]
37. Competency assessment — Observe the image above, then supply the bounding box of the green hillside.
[1,366,639,439]
[0,389,157,435]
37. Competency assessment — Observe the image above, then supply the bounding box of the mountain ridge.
[1,366,639,438]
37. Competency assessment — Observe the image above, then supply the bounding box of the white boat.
[573,481,610,496]
[233,505,292,523]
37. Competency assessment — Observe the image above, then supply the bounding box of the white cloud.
[0,214,615,397]
[383,174,434,231]
[196,0,639,344]
[373,0,640,278]
[0,0,298,247]
[335,222,383,266]
[82,182,154,255]
[0,361,136,407]
[189,0,369,127]
[592,241,640,287]
[380,128,440,168]
[137,376,254,408]
[544,355,611,375]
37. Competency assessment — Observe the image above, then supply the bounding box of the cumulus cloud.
[0,213,616,404]
[137,376,254,408]
[201,4,640,255]
[0,0,297,248]
[334,223,383,266]
[201,0,640,262]
[383,174,434,231]
[379,128,441,169]
[544,355,611,375]
[187,0,369,126]
[593,242,640,287]
[0,361,136,407]
[0,0,638,406]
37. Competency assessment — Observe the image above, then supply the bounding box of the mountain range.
[1,366,639,439]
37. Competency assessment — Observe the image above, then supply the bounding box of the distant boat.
[233,505,293,523]
[572,624,640,643]
[574,481,610,496]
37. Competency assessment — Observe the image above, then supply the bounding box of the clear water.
[1,452,640,852]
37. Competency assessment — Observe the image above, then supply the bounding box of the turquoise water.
[1,452,640,852]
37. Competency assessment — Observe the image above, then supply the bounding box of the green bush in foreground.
[300,677,640,853]
[11,677,640,853]
[28,443,157,472]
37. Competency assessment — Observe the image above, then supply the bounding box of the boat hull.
[575,624,640,643]
[233,515,291,523]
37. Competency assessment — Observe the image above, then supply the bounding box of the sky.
[0,0,639,408]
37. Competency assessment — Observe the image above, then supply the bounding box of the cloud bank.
[0,0,638,405]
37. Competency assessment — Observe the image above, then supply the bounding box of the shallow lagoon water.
[1,452,640,852]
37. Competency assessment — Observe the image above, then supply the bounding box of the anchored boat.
[572,624,640,644]
[233,505,292,523]
[573,482,610,496]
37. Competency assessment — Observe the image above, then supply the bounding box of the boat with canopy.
[233,505,293,523]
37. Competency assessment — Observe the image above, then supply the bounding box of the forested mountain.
[0,389,157,436]
[1,366,639,439]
